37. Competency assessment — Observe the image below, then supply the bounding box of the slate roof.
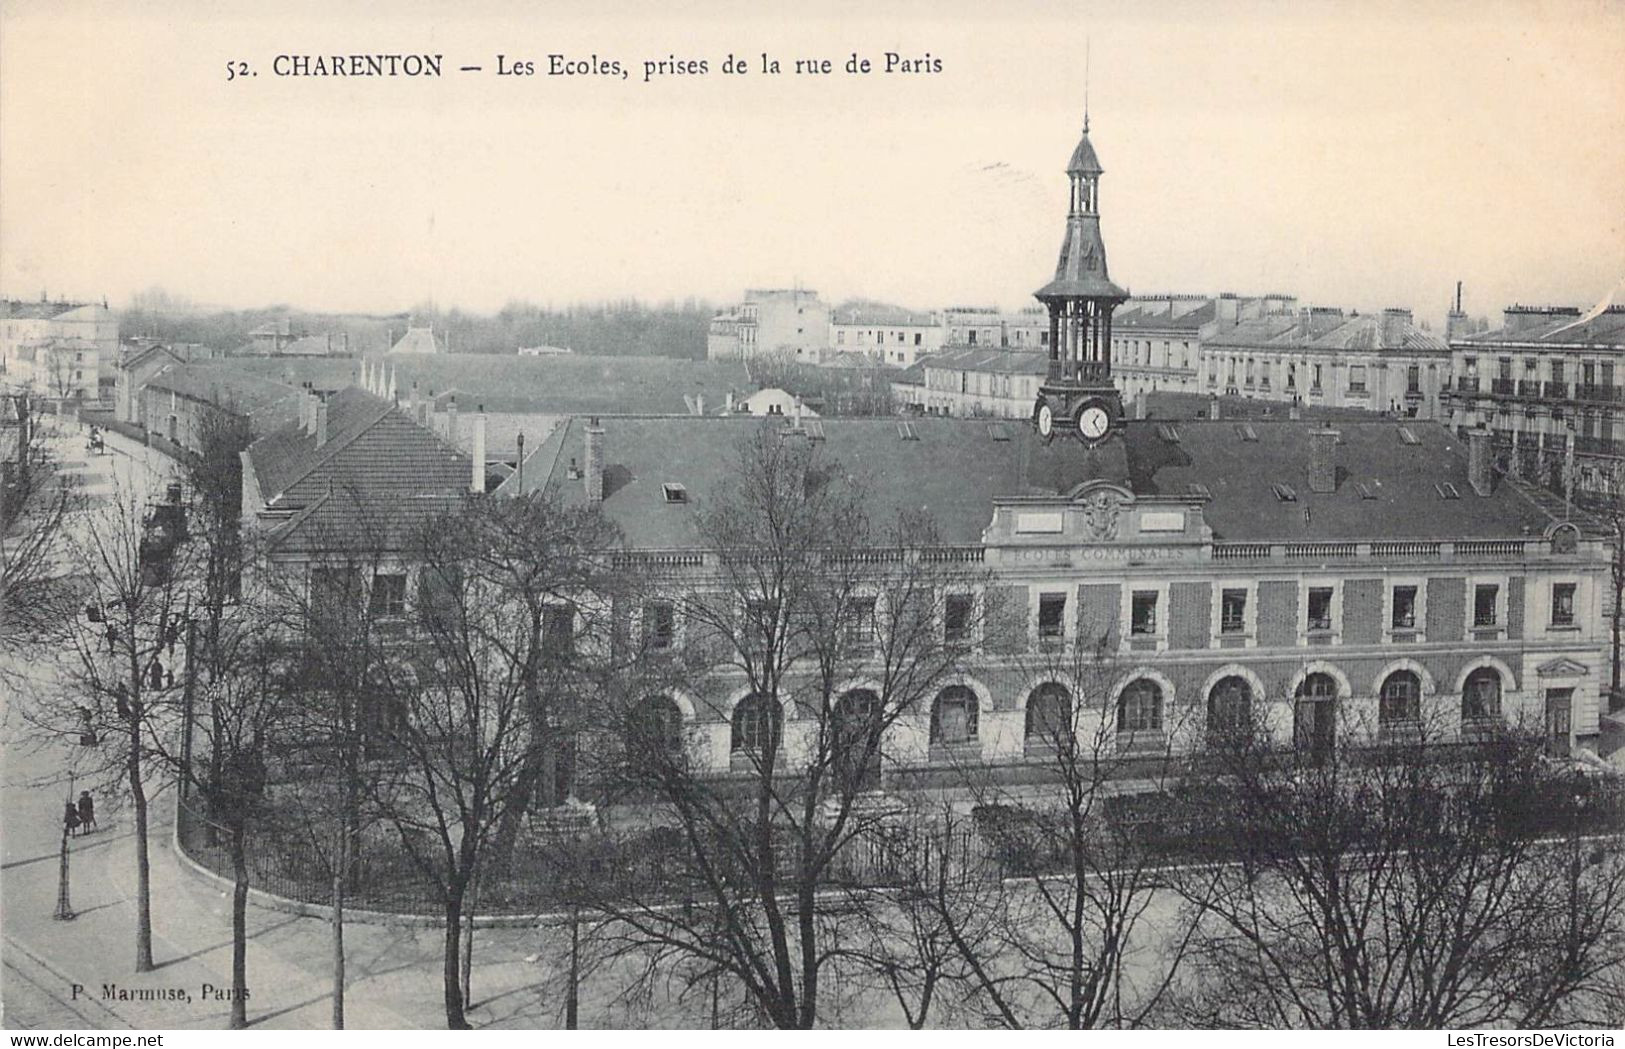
[892,362,927,387]
[1460,307,1625,348]
[146,365,303,428]
[244,386,473,554]
[832,304,937,327]
[214,354,752,415]
[1034,214,1127,301]
[389,327,443,354]
[1113,301,1217,331]
[1066,125,1103,175]
[925,348,1049,376]
[506,416,1562,549]
[1207,312,1447,353]
[0,300,98,321]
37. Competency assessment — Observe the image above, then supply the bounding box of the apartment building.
[1443,304,1625,505]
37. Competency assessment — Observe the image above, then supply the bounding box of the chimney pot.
[1309,429,1339,494]
[314,397,329,448]
[1208,396,1221,421]
[1468,428,1494,496]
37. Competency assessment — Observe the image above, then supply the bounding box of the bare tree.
[919,621,1198,1029]
[588,423,991,1028]
[1,391,82,671]
[1167,715,1625,1028]
[366,489,620,1029]
[33,470,192,973]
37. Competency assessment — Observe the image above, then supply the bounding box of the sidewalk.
[1,794,580,1029]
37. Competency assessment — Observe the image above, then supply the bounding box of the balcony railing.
[1575,435,1623,457]
[1544,381,1570,399]
[1577,384,1624,404]
[1517,380,1542,398]
[1456,378,1481,394]
[1492,378,1516,395]
[1209,539,1530,562]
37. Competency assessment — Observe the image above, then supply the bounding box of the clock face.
[1036,403,1054,437]
[1079,404,1111,441]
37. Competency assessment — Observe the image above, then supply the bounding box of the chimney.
[584,420,605,506]
[725,390,735,414]
[306,387,320,435]
[314,396,329,448]
[299,385,311,432]
[1381,308,1412,348]
[1216,294,1239,326]
[1309,429,1339,494]
[1208,396,1221,420]
[1134,394,1148,420]
[1467,427,1493,496]
[471,405,487,494]
[696,393,704,416]
[447,395,459,443]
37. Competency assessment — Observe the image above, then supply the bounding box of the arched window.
[731,693,782,757]
[629,695,684,760]
[1117,679,1164,749]
[1294,672,1338,761]
[833,690,882,791]
[930,686,979,748]
[1024,683,1071,751]
[1207,676,1253,746]
[1462,668,1502,722]
[1379,671,1422,726]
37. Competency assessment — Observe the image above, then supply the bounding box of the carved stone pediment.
[1536,657,1589,678]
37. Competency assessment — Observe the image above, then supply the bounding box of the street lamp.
[53,734,94,922]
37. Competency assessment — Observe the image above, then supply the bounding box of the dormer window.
[662,483,688,504]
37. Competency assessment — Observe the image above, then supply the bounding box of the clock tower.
[1032,113,1128,445]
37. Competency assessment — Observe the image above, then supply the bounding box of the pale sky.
[3,0,1623,326]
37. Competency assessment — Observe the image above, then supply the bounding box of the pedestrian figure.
[64,801,81,837]
[77,792,96,834]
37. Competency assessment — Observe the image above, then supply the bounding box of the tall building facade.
[707,288,831,363]
[492,117,1610,791]
[1443,304,1625,505]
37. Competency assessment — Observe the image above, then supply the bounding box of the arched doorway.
[1294,672,1338,762]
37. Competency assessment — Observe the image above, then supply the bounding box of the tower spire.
[1084,37,1091,133]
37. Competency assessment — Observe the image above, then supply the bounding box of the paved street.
[0,425,634,1030]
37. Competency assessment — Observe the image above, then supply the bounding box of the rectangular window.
[1312,364,1323,389]
[542,605,575,658]
[1473,584,1499,627]
[1552,583,1577,627]
[1037,592,1067,639]
[1130,591,1159,635]
[944,593,973,643]
[369,572,407,617]
[1552,360,1565,383]
[1391,585,1417,630]
[844,596,878,648]
[1220,589,1247,633]
[1407,365,1420,394]
[311,568,362,624]
[1348,365,1368,392]
[1307,587,1333,632]
[644,599,676,649]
